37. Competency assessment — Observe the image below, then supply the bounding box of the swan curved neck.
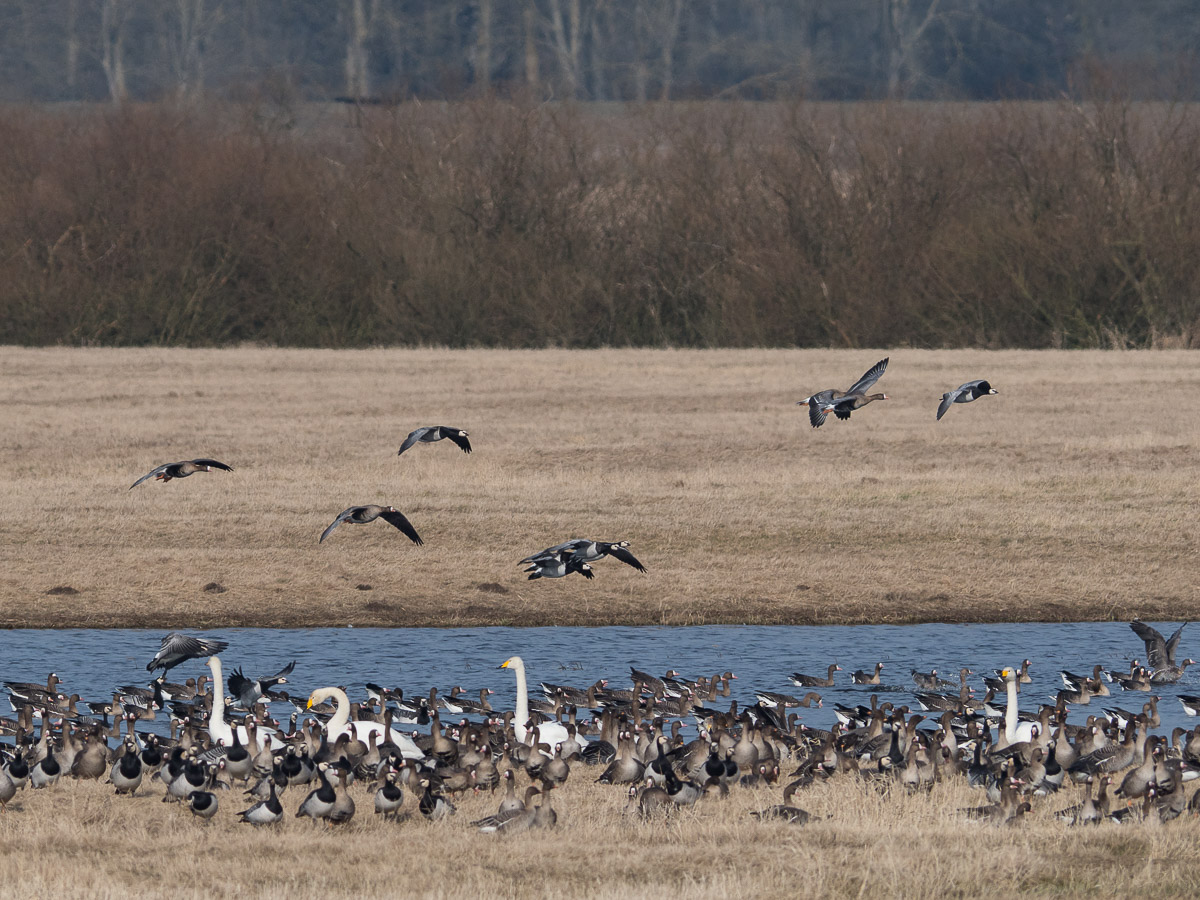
[321,687,351,734]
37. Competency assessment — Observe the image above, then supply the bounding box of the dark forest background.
[1,1,1198,104]
[2,2,1200,348]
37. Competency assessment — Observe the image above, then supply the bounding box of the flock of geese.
[1,621,1199,831]
[123,357,989,582]
[126,422,645,581]
[9,356,1186,838]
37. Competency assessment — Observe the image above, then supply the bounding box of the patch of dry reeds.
[2,99,1200,348]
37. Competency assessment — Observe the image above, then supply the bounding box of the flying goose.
[1130,621,1191,681]
[936,380,998,420]
[1130,621,1188,669]
[397,426,471,457]
[227,661,296,708]
[823,391,889,421]
[521,539,647,574]
[523,553,593,580]
[319,505,423,545]
[129,459,233,490]
[146,633,229,674]
[798,357,888,428]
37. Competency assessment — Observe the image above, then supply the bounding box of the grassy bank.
[2,100,1200,348]
[0,347,1196,629]
[1,772,1198,899]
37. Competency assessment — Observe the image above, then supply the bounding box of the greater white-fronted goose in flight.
[227,661,295,708]
[798,357,888,428]
[128,459,233,490]
[397,426,471,457]
[936,380,997,420]
[521,539,647,574]
[1130,621,1190,680]
[146,633,229,674]
[319,505,423,545]
[823,391,889,422]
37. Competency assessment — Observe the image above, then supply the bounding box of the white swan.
[500,656,589,748]
[205,657,282,750]
[306,687,425,760]
[998,665,1035,746]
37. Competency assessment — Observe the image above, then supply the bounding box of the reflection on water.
[0,623,1195,735]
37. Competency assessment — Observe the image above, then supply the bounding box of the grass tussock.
[2,100,1200,348]
[0,347,1197,629]
[1,771,1199,899]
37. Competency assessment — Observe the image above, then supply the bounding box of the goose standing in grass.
[109,741,143,795]
[397,426,471,457]
[187,789,219,821]
[30,747,60,789]
[319,505,423,545]
[128,459,233,490]
[146,633,229,674]
[238,778,284,826]
[0,769,15,810]
[936,380,998,420]
[297,763,337,822]
[798,358,889,429]
[374,770,404,820]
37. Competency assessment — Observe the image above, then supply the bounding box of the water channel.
[1,622,1194,736]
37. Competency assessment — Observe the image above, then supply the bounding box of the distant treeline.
[2,98,1199,349]
[2,1,1199,104]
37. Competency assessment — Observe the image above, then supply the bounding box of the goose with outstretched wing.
[319,505,423,545]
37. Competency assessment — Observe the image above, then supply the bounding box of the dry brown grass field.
[1,347,1197,629]
[1,769,1199,899]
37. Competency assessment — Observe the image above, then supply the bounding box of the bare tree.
[343,0,372,98]
[169,0,211,101]
[474,0,492,91]
[881,0,942,97]
[545,0,585,98]
[67,0,81,89]
[99,0,132,104]
[523,0,539,88]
